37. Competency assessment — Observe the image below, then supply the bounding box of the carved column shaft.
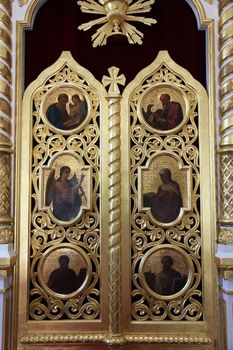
[102,67,125,337]
[108,95,121,335]
[0,0,13,244]
[219,0,233,243]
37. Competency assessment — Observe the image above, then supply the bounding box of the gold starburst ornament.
[77,0,157,47]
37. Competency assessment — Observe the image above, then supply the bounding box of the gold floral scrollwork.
[128,60,202,322]
[27,59,101,321]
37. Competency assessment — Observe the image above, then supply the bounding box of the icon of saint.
[47,255,87,294]
[143,93,183,130]
[143,168,183,223]
[145,255,187,295]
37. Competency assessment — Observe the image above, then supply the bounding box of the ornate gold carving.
[0,28,11,49]
[219,0,233,148]
[0,8,11,30]
[20,333,212,344]
[78,0,157,47]
[218,228,233,245]
[127,60,202,321]
[102,67,125,334]
[215,256,233,280]
[0,227,13,244]
[219,0,233,231]
[18,0,30,6]
[0,79,11,99]
[219,153,233,222]
[21,333,105,344]
[20,58,101,320]
[0,0,12,244]
[0,154,11,223]
[125,335,212,344]
[0,0,11,15]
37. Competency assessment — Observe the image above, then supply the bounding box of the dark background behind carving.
[24,0,206,89]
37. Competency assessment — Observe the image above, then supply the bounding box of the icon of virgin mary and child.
[45,166,86,222]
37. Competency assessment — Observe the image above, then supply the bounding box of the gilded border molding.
[215,256,233,279]
[20,333,212,345]
[0,0,13,245]
[102,67,125,335]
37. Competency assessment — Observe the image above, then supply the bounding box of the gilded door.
[15,50,219,349]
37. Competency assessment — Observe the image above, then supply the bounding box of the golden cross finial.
[102,67,126,95]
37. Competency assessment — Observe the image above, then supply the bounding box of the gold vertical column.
[102,67,125,345]
[219,0,233,243]
[0,1,14,349]
[0,0,13,243]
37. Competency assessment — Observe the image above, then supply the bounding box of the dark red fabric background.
[24,0,206,89]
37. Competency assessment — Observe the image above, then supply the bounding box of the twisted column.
[219,0,233,244]
[0,0,13,242]
[102,67,125,338]
[0,2,15,350]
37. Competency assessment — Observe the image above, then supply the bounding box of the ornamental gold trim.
[20,333,212,345]
[0,0,11,15]
[218,228,233,245]
[215,256,233,280]
[0,227,13,244]
[78,0,157,47]
[102,67,125,335]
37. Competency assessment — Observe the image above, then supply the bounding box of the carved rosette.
[219,0,233,241]
[102,67,125,335]
[0,0,13,244]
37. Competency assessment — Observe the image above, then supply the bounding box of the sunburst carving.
[77,0,157,47]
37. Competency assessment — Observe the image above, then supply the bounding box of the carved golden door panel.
[15,51,218,349]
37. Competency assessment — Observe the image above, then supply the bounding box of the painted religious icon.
[143,168,183,223]
[45,91,88,131]
[40,246,89,296]
[141,86,186,131]
[45,166,86,221]
[143,248,189,296]
[47,254,87,294]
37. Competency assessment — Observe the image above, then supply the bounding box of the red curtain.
[24,0,206,89]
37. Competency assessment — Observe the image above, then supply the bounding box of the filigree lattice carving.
[0,154,11,218]
[29,65,101,320]
[220,153,233,221]
[129,65,202,321]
